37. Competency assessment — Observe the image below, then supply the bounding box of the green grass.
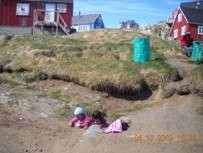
[192,66,203,81]
[58,104,72,119]
[0,74,22,86]
[50,89,62,99]
[150,35,182,54]
[0,29,178,92]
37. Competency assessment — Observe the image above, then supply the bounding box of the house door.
[45,3,56,22]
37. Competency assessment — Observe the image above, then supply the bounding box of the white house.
[72,14,105,32]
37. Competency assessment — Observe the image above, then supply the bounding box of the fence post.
[32,9,36,36]
[56,12,59,35]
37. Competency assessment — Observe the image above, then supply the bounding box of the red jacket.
[181,36,193,47]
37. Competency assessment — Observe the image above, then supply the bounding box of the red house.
[0,0,73,35]
[169,1,203,43]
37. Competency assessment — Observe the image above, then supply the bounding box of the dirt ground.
[0,55,203,153]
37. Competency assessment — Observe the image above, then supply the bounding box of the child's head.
[91,110,104,123]
[74,107,85,120]
[121,122,129,131]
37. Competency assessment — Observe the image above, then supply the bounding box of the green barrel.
[133,37,150,63]
[192,41,203,62]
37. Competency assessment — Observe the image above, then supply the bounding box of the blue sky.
[73,0,193,28]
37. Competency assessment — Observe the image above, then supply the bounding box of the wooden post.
[32,10,36,35]
[56,12,59,35]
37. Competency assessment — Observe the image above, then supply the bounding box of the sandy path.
[0,88,202,153]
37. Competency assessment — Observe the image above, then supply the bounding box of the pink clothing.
[69,115,91,128]
[104,119,123,133]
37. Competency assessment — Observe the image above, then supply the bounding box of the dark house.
[169,0,203,42]
[0,0,73,35]
[72,14,105,32]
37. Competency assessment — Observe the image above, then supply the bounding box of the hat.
[74,107,85,115]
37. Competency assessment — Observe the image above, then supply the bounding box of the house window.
[174,29,178,38]
[178,13,182,22]
[78,26,82,31]
[82,25,88,31]
[78,25,88,32]
[181,26,186,36]
[57,4,67,13]
[198,26,203,35]
[16,3,30,16]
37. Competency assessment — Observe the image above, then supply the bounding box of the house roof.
[72,14,100,25]
[21,0,73,3]
[180,0,203,25]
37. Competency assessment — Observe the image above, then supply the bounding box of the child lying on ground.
[90,110,109,128]
[68,107,91,128]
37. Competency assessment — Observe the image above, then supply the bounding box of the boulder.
[177,85,190,95]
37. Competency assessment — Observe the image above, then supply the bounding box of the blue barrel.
[133,37,150,63]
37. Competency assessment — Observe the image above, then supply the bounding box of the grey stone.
[83,125,103,138]
[177,86,190,95]
[0,95,9,104]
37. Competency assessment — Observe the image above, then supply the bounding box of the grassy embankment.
[0,29,180,95]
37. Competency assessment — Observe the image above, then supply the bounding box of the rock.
[37,72,49,80]
[177,86,190,95]
[33,142,38,146]
[18,99,32,109]
[34,148,43,152]
[162,87,176,99]
[83,125,103,138]
[39,149,43,152]
[0,95,9,104]
[24,149,29,153]
[101,93,109,98]
[4,92,10,96]
[0,93,5,96]
[40,113,48,118]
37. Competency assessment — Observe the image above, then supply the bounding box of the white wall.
[72,25,90,32]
